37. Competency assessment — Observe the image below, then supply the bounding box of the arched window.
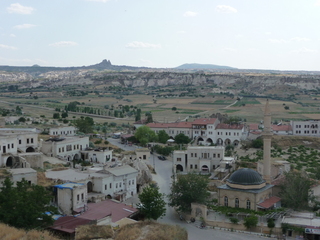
[246,200,251,209]
[224,196,228,207]
[235,198,239,208]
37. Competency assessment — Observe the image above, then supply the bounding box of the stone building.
[49,126,77,136]
[40,136,89,161]
[217,100,281,211]
[173,146,232,174]
[217,168,280,210]
[0,129,39,168]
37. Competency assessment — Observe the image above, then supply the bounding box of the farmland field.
[0,83,320,127]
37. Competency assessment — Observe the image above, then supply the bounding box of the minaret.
[262,99,273,184]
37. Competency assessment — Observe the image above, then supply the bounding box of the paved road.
[109,138,276,240]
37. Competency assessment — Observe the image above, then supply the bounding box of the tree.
[61,112,68,118]
[137,186,166,220]
[53,113,60,119]
[174,133,191,144]
[145,112,153,123]
[168,173,210,213]
[18,117,26,123]
[279,171,314,210]
[267,218,275,235]
[73,117,94,134]
[134,126,157,146]
[243,215,258,229]
[252,138,263,148]
[16,106,22,115]
[284,106,289,110]
[172,107,177,111]
[157,130,170,144]
[0,178,57,229]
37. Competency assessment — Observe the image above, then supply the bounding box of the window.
[116,183,118,188]
[217,154,220,158]
[213,153,216,158]
[105,185,107,190]
[81,193,84,200]
[19,140,22,144]
[190,164,193,169]
[132,180,134,185]
[31,138,34,143]
[177,158,181,162]
[110,183,112,188]
[235,198,239,208]
[195,153,197,158]
[27,138,30,144]
[119,182,122,188]
[191,153,193,157]
[224,196,228,207]
[66,145,72,151]
[11,143,14,148]
[246,200,251,209]
[77,195,80,201]
[195,164,198,169]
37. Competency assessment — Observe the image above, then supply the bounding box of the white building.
[192,118,220,145]
[0,130,39,167]
[49,126,77,136]
[80,148,113,164]
[40,136,89,161]
[215,123,246,146]
[91,165,138,201]
[290,120,320,136]
[173,146,230,174]
[47,165,138,204]
[146,118,246,146]
[271,124,292,135]
[0,168,37,187]
[54,182,87,215]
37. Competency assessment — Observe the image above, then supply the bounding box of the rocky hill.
[0,60,320,96]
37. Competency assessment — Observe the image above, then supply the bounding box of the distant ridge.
[176,63,236,70]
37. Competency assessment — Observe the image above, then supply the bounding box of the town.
[1,97,320,239]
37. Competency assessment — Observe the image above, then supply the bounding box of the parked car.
[158,155,166,160]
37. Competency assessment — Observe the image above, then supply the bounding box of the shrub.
[229,217,239,224]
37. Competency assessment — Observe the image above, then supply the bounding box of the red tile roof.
[258,196,281,209]
[192,118,217,125]
[271,175,286,186]
[50,200,138,235]
[78,200,138,223]
[248,124,260,130]
[147,121,193,128]
[216,123,244,130]
[134,119,147,124]
[50,216,92,234]
[272,125,292,132]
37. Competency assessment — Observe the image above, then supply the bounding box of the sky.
[0,0,320,71]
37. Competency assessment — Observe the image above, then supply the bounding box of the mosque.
[217,100,281,211]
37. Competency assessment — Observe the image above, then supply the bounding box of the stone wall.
[19,153,44,168]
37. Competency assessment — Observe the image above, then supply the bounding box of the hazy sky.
[1,0,320,71]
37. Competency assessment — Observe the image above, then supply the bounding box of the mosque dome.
[227,168,266,190]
